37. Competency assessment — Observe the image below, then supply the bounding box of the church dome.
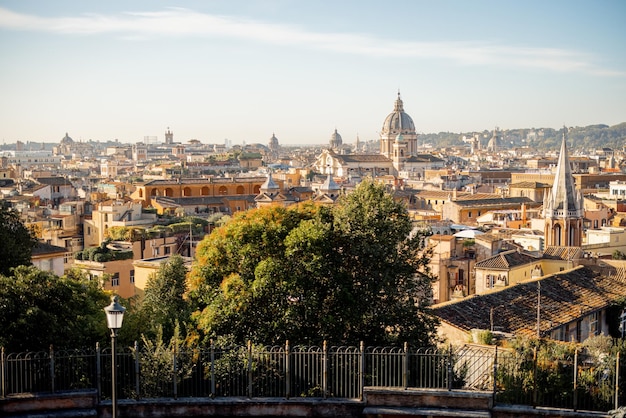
[381,92,416,135]
[60,132,74,144]
[268,133,279,150]
[330,129,343,148]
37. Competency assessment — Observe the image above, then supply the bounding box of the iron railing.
[1,342,624,412]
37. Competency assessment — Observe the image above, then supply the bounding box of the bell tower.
[544,128,583,247]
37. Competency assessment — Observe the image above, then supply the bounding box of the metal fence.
[1,342,624,412]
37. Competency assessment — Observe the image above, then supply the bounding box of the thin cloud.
[0,6,622,77]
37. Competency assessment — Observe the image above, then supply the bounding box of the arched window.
[218,186,228,195]
[150,188,157,196]
[165,188,173,197]
[139,189,143,198]
[253,185,261,194]
[236,185,245,194]
[201,186,209,195]
[183,187,192,197]
[553,224,562,246]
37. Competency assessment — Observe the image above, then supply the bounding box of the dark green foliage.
[138,255,190,343]
[496,336,623,411]
[0,205,38,276]
[189,179,438,347]
[613,250,626,260]
[0,266,110,352]
[74,243,133,262]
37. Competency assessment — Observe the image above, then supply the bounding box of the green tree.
[0,266,110,352]
[138,255,191,342]
[188,179,438,347]
[0,206,38,276]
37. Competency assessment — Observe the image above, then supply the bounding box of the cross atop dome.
[394,90,405,112]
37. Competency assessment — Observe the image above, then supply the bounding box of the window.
[130,270,135,284]
[111,273,120,287]
[164,246,171,255]
[485,274,494,288]
[468,211,472,218]
[589,312,599,336]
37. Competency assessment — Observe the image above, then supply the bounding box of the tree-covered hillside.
[420,122,626,151]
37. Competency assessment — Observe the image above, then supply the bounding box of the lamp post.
[104,295,126,418]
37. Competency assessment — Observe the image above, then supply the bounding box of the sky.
[0,0,625,146]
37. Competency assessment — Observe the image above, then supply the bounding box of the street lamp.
[104,295,126,418]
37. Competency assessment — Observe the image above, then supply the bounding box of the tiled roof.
[474,233,503,243]
[455,193,505,201]
[433,266,626,337]
[451,197,537,208]
[474,249,539,270]
[36,177,71,186]
[154,196,230,206]
[333,154,392,163]
[405,154,445,163]
[542,246,583,261]
[509,181,551,189]
[429,235,456,242]
[32,242,67,255]
[144,177,267,186]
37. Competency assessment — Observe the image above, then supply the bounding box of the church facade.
[313,92,431,178]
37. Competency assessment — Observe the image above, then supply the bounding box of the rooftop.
[433,265,626,337]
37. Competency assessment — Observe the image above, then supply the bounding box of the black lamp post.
[104,295,126,418]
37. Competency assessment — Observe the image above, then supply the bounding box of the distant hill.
[420,123,626,152]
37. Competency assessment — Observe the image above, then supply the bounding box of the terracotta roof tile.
[474,249,538,270]
[433,266,626,337]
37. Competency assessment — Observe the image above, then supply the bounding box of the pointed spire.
[547,127,581,216]
[260,171,279,194]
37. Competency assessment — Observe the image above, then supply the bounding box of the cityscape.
[1,1,626,418]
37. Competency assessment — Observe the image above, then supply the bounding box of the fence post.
[173,342,178,400]
[247,340,253,399]
[322,340,328,399]
[532,346,538,407]
[573,348,578,411]
[210,340,215,398]
[403,342,408,390]
[285,340,290,399]
[96,342,101,402]
[49,345,55,393]
[447,343,453,391]
[1,346,5,398]
[615,351,619,409]
[134,340,140,399]
[492,345,498,404]
[360,341,365,401]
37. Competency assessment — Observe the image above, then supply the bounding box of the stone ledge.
[363,406,491,417]
[3,408,97,418]
[492,404,609,418]
[364,387,493,410]
[0,390,98,415]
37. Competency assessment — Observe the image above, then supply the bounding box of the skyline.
[0,1,625,145]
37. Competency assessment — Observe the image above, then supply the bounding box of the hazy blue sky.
[1,0,625,145]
